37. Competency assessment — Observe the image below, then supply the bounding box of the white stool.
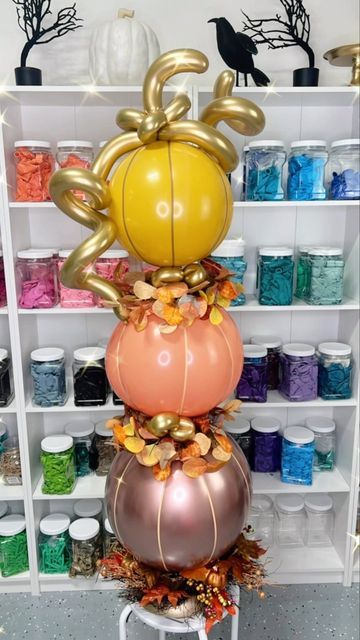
[119,584,240,640]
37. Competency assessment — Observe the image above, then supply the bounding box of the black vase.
[293,67,319,87]
[15,66,42,86]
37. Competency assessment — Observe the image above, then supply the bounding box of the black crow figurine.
[208,17,270,87]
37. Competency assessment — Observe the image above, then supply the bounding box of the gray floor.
[0,584,359,640]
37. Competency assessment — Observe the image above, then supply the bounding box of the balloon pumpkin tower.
[50,50,267,631]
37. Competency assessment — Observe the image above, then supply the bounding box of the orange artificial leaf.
[106,418,123,430]
[159,323,178,334]
[153,462,172,481]
[157,442,177,469]
[113,425,127,445]
[193,415,212,434]
[178,441,202,461]
[222,399,242,413]
[212,445,231,462]
[167,590,188,608]
[182,457,207,478]
[216,294,231,309]
[236,533,267,560]
[205,286,216,305]
[209,305,223,325]
[152,299,165,318]
[156,283,188,303]
[136,444,161,467]
[214,432,233,453]
[133,280,156,300]
[181,566,210,582]
[124,418,136,436]
[124,271,145,285]
[205,457,227,473]
[163,304,183,326]
[218,280,239,300]
[194,433,211,455]
[124,436,145,454]
[138,427,158,440]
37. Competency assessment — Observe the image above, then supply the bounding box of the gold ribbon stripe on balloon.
[50,49,265,312]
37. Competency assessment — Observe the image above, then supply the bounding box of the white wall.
[1,0,359,86]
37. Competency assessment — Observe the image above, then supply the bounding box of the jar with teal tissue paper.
[211,238,247,306]
[246,140,286,201]
[281,426,314,486]
[257,247,294,305]
[287,140,328,200]
[306,247,344,305]
[305,416,336,471]
[295,246,312,299]
[317,342,352,400]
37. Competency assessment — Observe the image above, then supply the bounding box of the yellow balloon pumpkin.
[109,140,232,266]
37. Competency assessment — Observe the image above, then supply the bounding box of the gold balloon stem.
[351,54,360,85]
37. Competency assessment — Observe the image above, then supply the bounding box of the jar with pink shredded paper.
[58,250,95,308]
[95,250,129,307]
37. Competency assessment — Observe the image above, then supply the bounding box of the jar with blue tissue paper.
[30,347,66,407]
[257,247,294,305]
[317,342,352,400]
[329,139,360,200]
[287,141,327,200]
[246,140,286,201]
[211,238,247,306]
[281,426,314,486]
[306,247,344,305]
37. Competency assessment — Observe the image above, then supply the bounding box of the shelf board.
[0,397,17,413]
[26,393,124,413]
[0,307,8,315]
[252,467,349,494]
[39,572,117,591]
[240,390,357,408]
[0,482,24,500]
[265,544,344,583]
[198,85,360,107]
[33,474,106,500]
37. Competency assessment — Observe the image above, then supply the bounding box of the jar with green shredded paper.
[38,513,72,574]
[0,515,29,577]
[40,435,76,494]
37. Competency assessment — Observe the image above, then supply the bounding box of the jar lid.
[57,140,93,149]
[58,250,73,259]
[99,250,129,259]
[251,416,281,434]
[282,343,315,357]
[104,517,114,534]
[15,140,51,148]
[243,344,267,358]
[275,494,304,513]
[305,494,333,513]
[224,416,251,434]
[95,420,111,437]
[41,434,73,453]
[284,426,314,445]
[73,499,102,518]
[250,494,273,513]
[31,347,65,362]
[40,513,70,536]
[0,348,8,361]
[250,335,282,349]
[298,245,312,253]
[318,342,351,356]
[69,517,100,541]
[243,145,250,152]
[259,246,293,257]
[308,247,342,256]
[305,416,336,433]
[0,501,8,518]
[331,138,360,148]
[65,419,94,438]
[249,139,285,149]
[99,141,108,148]
[73,346,106,362]
[291,140,327,148]
[211,237,245,258]
[17,249,53,259]
[29,247,59,257]
[0,514,26,536]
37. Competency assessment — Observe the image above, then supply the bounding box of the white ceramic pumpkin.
[89,9,160,85]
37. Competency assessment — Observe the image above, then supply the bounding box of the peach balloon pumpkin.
[106,310,243,417]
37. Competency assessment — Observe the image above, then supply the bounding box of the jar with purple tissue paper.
[287,141,327,200]
[224,417,251,464]
[0,251,7,307]
[246,140,286,201]
[251,416,282,473]
[329,139,360,200]
[236,345,267,402]
[281,426,314,486]
[211,238,247,306]
[317,342,352,400]
[279,343,318,401]
[16,250,58,309]
[250,335,281,390]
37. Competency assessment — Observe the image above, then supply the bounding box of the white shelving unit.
[0,84,359,594]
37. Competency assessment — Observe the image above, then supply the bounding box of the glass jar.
[224,417,251,465]
[16,250,58,309]
[306,247,344,305]
[305,416,336,471]
[95,250,129,307]
[236,345,267,403]
[14,140,54,202]
[58,250,96,308]
[295,246,312,300]
[0,501,8,519]
[279,343,318,402]
[305,494,334,547]
[0,349,14,407]
[329,139,360,200]
[30,347,67,407]
[103,517,122,556]
[241,145,249,199]
[38,513,72,574]
[40,435,76,495]
[246,140,286,201]
[211,238,247,306]
[257,247,294,306]
[69,517,102,578]
[73,499,103,524]
[73,347,107,406]
[65,420,94,477]
[250,335,281,390]
[89,421,116,476]
[0,515,29,577]
[56,141,94,201]
[97,337,122,405]
[0,251,6,307]
[281,426,314,486]
[0,423,8,455]
[287,140,328,201]
[317,342,352,400]
[251,417,282,472]
[248,494,274,546]
[0,437,22,485]
[275,495,306,548]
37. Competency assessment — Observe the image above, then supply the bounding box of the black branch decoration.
[12,0,83,68]
[242,0,315,68]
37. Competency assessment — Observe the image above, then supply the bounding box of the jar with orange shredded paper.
[56,141,94,200]
[14,141,54,202]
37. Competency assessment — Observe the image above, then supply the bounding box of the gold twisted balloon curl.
[50,49,265,314]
